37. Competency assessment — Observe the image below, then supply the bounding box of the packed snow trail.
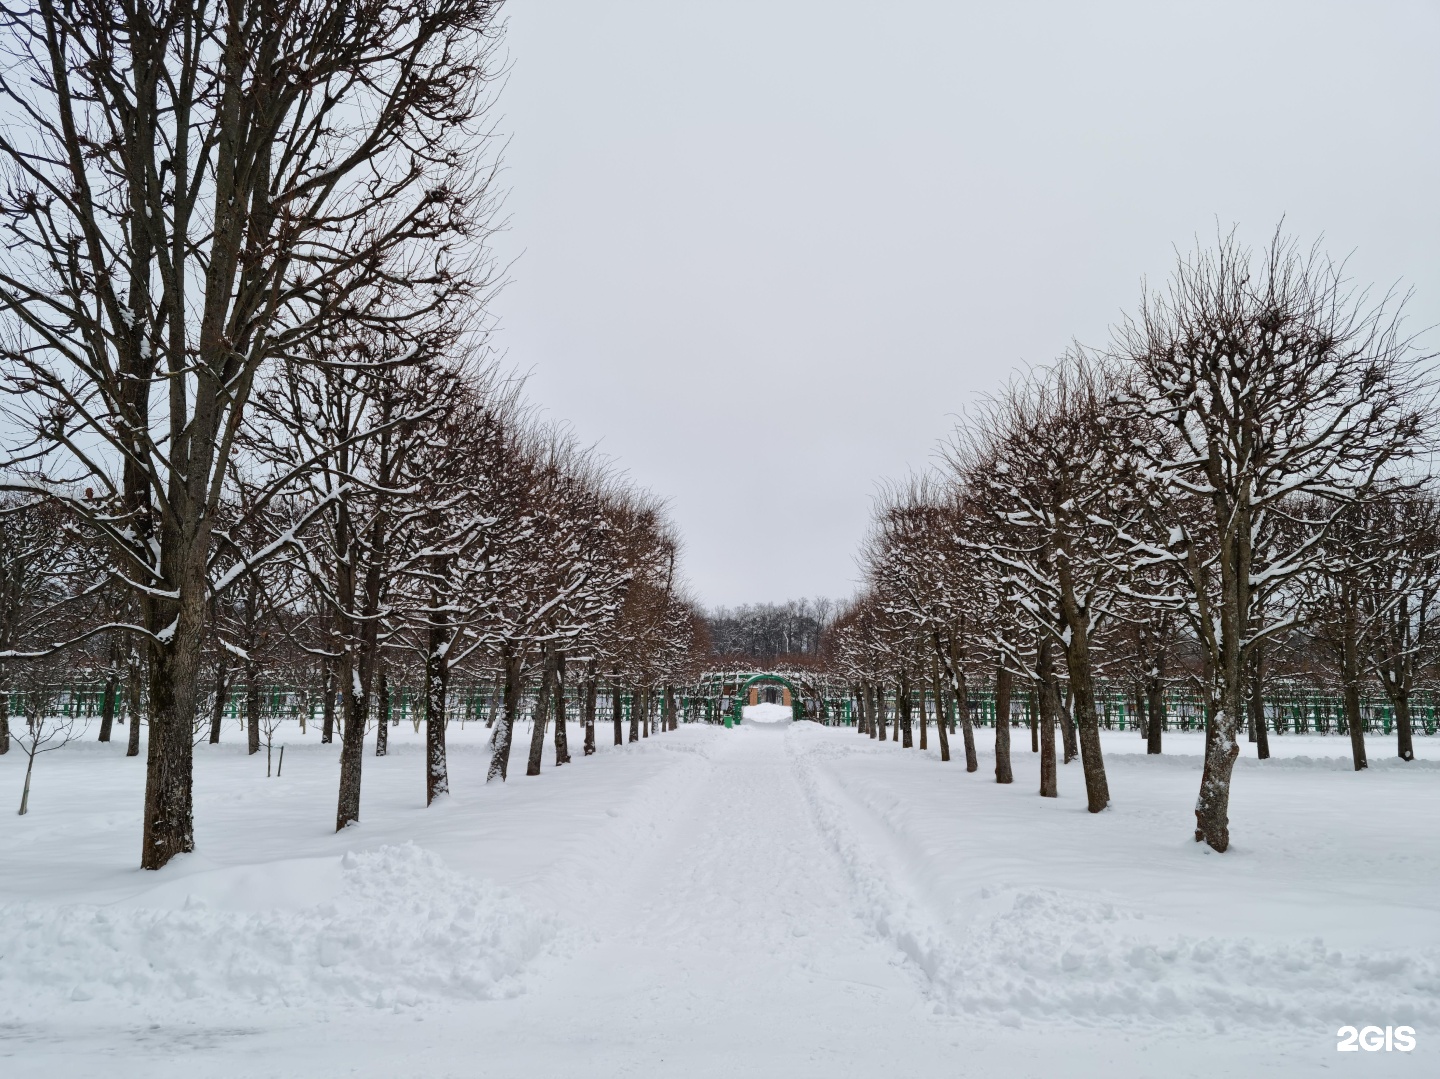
[490,711,951,1075]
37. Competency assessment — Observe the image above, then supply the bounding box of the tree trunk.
[99,665,121,744]
[958,672,977,772]
[611,677,624,746]
[875,684,888,741]
[994,665,1013,784]
[125,650,144,758]
[866,682,878,739]
[931,663,950,762]
[375,667,390,757]
[527,646,558,777]
[897,676,913,748]
[554,652,571,766]
[1394,692,1414,762]
[1029,690,1038,753]
[1145,670,1164,755]
[207,656,227,745]
[1037,639,1058,798]
[1059,619,1109,813]
[19,741,37,815]
[583,664,597,756]
[1194,693,1240,851]
[321,658,336,744]
[664,684,677,732]
[424,605,450,805]
[487,647,524,782]
[0,682,8,755]
[246,659,261,755]
[629,687,642,743]
[855,685,868,735]
[140,610,204,869]
[1132,683,1147,742]
[1341,609,1367,771]
[1247,650,1270,760]
[334,648,369,829]
[1060,685,1078,763]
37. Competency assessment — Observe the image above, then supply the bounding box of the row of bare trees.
[833,229,1436,853]
[0,0,706,864]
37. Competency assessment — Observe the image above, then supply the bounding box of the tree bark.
[125,650,143,758]
[930,663,950,762]
[1195,693,1240,851]
[99,664,121,744]
[897,676,913,748]
[1058,614,1110,813]
[375,667,390,757]
[246,657,261,755]
[611,676,624,746]
[554,652,571,766]
[140,595,205,868]
[1029,690,1039,753]
[424,599,450,805]
[1060,685,1078,763]
[583,663,597,756]
[1248,649,1270,760]
[1145,670,1164,755]
[994,665,1013,784]
[917,681,929,750]
[1037,639,1058,798]
[526,646,558,776]
[1341,604,1367,771]
[629,687,642,742]
[487,646,524,782]
[958,672,977,773]
[321,658,336,744]
[207,656,227,745]
[875,684,888,741]
[1394,692,1414,762]
[334,647,370,829]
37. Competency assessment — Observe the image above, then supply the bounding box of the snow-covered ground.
[2,710,1437,1077]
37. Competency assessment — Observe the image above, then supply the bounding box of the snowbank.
[949,886,1439,1030]
[0,842,552,1011]
[788,728,1440,1036]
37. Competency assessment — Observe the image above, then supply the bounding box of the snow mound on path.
[0,843,552,1011]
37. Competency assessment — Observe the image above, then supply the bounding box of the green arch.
[732,672,808,724]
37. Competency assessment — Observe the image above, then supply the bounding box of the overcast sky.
[488,0,1440,610]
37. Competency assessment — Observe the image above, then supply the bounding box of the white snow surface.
[2,716,1438,1077]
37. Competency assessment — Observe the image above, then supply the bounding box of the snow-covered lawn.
[2,713,1437,1077]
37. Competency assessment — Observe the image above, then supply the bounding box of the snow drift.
[0,842,552,1010]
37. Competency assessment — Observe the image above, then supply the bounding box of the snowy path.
[4,714,1439,1076]
[485,715,947,1075]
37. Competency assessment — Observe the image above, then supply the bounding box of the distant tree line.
[705,598,837,665]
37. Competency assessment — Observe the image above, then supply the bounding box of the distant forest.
[704,598,838,664]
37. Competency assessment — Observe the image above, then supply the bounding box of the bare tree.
[0,0,505,867]
[1114,228,1429,851]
